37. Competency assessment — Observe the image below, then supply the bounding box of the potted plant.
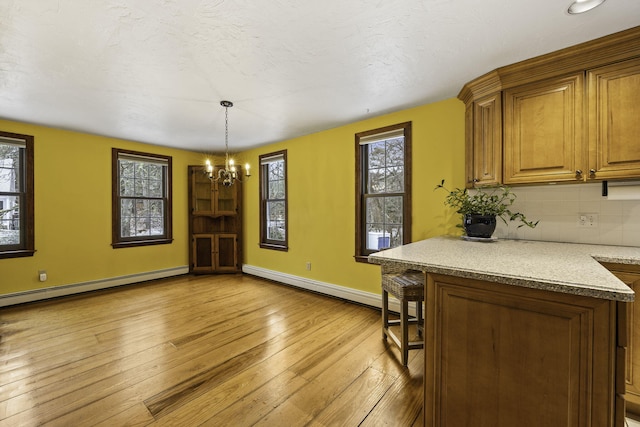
[435,180,538,239]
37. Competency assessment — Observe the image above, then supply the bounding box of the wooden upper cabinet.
[588,57,640,180]
[503,73,585,184]
[466,93,502,187]
[459,26,640,186]
[190,167,238,216]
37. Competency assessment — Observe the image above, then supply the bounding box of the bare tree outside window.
[0,131,34,259]
[260,150,288,251]
[355,123,412,262]
[112,149,172,248]
[365,137,405,250]
[0,143,21,245]
[119,160,165,237]
[266,163,286,241]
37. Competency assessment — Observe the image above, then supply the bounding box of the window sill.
[0,249,36,259]
[260,243,288,252]
[112,238,173,249]
[355,255,373,264]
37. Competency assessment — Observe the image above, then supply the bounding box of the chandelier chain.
[224,104,230,167]
[225,104,229,153]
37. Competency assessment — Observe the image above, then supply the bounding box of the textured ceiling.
[1,0,639,152]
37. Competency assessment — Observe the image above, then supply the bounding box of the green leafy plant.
[435,180,538,228]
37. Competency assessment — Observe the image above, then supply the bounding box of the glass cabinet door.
[192,169,214,214]
[214,182,237,215]
[191,167,238,216]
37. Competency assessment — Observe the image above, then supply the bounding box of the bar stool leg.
[416,300,423,338]
[382,289,389,341]
[401,299,409,366]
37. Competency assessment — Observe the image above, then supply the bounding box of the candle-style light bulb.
[205,159,213,177]
[245,163,251,176]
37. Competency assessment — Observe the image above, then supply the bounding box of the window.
[112,148,172,248]
[259,150,287,251]
[355,122,411,262]
[0,131,35,259]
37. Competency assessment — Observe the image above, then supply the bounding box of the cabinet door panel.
[215,234,238,271]
[469,94,502,187]
[605,265,640,416]
[424,274,617,427]
[588,58,640,179]
[465,102,474,187]
[193,234,214,272]
[504,74,584,184]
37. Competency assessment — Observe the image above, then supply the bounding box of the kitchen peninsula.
[369,236,639,427]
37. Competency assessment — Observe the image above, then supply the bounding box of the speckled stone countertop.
[368,236,639,302]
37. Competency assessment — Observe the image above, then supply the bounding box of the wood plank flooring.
[0,274,424,426]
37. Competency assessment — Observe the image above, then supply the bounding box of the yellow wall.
[241,98,465,295]
[1,97,464,299]
[0,119,203,295]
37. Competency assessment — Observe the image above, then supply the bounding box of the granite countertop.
[368,236,639,302]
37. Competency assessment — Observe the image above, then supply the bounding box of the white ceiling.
[1,1,639,153]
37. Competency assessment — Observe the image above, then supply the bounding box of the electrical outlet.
[38,270,47,282]
[306,262,311,271]
[577,213,599,228]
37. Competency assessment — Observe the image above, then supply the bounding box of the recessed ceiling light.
[567,0,607,14]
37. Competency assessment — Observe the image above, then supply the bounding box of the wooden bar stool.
[381,268,425,366]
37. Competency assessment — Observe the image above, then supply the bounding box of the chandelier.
[205,100,250,186]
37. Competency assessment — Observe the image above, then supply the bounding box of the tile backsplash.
[494,183,640,247]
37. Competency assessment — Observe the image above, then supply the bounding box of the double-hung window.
[0,131,35,259]
[259,150,287,251]
[355,122,412,261]
[112,148,172,248]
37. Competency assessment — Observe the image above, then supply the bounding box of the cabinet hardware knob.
[589,169,596,177]
[576,169,583,178]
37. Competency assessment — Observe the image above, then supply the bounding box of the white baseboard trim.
[0,266,189,307]
[242,264,418,316]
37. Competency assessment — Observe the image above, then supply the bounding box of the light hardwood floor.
[0,274,424,426]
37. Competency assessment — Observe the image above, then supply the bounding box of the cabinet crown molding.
[458,25,640,100]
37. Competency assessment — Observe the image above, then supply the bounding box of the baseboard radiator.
[2,264,417,316]
[0,266,189,307]
[242,264,419,316]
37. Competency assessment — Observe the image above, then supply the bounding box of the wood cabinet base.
[602,263,640,419]
[424,273,625,427]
